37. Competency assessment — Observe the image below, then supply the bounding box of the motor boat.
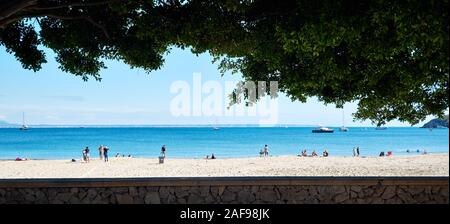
[312,127,334,133]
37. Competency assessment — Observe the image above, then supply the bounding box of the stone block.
[116,194,134,204]
[144,192,161,204]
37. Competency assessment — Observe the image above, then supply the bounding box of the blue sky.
[0,45,432,127]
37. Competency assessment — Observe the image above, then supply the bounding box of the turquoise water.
[0,127,448,159]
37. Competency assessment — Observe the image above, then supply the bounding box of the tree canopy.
[0,0,448,125]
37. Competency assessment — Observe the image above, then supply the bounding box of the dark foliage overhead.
[0,0,448,125]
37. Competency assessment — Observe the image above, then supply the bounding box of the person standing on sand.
[264,145,269,157]
[99,145,103,160]
[161,145,166,158]
[103,146,109,162]
[353,147,356,157]
[357,147,360,157]
[82,147,90,163]
[82,148,87,162]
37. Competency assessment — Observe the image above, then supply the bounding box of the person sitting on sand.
[103,146,109,162]
[260,149,264,157]
[422,150,428,155]
[312,150,318,157]
[115,153,120,157]
[15,157,28,161]
[205,155,210,159]
[302,150,307,157]
[379,151,385,157]
[387,151,393,156]
[323,150,329,157]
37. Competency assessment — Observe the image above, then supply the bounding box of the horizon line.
[0,124,425,128]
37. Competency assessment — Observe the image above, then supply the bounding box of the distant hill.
[421,115,449,128]
[0,120,18,127]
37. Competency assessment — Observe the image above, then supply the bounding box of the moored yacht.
[19,112,28,131]
[312,126,334,133]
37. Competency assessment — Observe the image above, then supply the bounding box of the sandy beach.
[0,154,448,178]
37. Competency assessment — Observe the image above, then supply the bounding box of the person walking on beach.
[99,145,103,160]
[103,146,109,162]
[264,145,269,157]
[161,145,166,158]
[356,147,360,157]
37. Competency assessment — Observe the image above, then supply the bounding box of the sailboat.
[212,118,220,130]
[19,112,29,131]
[339,108,349,132]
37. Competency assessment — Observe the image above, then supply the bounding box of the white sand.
[0,154,448,178]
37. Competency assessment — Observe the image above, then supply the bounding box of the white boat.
[312,126,334,133]
[19,112,28,131]
[375,127,387,130]
[339,108,348,132]
[212,118,220,130]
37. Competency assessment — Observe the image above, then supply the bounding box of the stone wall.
[0,177,448,204]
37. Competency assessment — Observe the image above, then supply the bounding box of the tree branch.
[0,0,37,20]
[0,11,111,39]
[28,0,119,11]
[84,17,110,39]
[0,0,120,29]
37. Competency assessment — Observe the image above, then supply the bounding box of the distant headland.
[421,115,449,129]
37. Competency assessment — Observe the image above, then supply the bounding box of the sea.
[0,127,448,160]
